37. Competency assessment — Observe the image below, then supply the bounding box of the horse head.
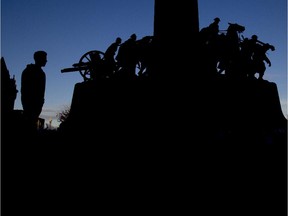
[227,22,245,33]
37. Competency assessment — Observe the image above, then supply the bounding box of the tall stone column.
[152,0,200,80]
[154,0,199,41]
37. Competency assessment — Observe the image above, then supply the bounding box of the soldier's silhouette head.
[34,50,47,67]
[130,34,137,40]
[214,17,220,22]
[116,37,122,44]
[251,34,258,41]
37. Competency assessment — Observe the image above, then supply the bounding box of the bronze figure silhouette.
[115,33,139,79]
[104,37,122,78]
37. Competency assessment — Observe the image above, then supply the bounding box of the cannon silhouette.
[61,47,147,81]
[61,50,105,81]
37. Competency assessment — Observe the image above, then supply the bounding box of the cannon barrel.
[61,67,81,73]
[61,65,88,73]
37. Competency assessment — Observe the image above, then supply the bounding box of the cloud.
[40,105,71,128]
[41,108,58,113]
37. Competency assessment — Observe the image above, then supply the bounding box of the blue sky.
[1,0,287,127]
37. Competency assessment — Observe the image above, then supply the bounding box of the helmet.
[116,37,122,43]
[214,17,220,22]
[130,33,137,40]
[251,35,258,40]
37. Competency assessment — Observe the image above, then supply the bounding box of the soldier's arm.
[264,55,271,67]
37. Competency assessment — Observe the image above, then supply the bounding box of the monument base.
[55,74,287,215]
[61,74,287,146]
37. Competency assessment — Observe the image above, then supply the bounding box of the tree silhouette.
[56,105,70,124]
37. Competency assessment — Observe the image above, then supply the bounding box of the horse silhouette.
[217,22,245,75]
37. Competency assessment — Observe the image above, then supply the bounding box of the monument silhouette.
[2,0,287,215]
[60,0,286,144]
[56,0,287,214]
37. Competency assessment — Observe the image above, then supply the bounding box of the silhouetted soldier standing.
[252,42,273,80]
[239,34,259,78]
[115,34,138,79]
[21,50,47,133]
[208,17,220,38]
[198,17,221,74]
[199,17,220,45]
[104,37,122,78]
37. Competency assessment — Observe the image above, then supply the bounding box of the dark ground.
[2,110,287,215]
[2,75,287,215]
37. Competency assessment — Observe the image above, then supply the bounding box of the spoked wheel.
[78,50,105,81]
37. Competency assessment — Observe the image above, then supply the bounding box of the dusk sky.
[2,0,287,127]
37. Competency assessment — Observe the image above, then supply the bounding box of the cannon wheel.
[78,50,105,81]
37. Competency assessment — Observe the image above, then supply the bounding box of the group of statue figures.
[79,17,275,82]
[199,17,275,79]
[77,33,154,81]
